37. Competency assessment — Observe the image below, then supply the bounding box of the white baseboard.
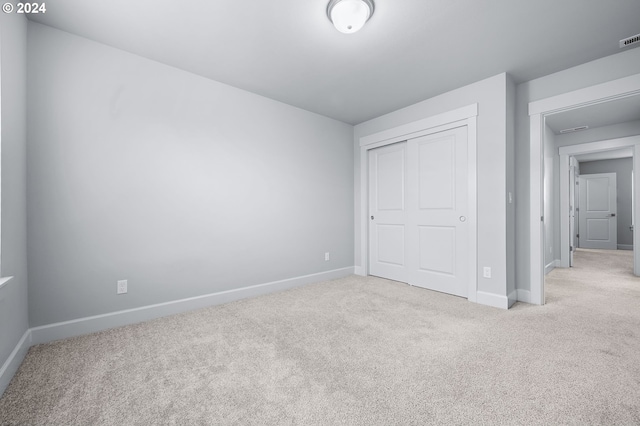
[354,266,365,276]
[516,289,532,304]
[475,291,509,310]
[618,244,633,250]
[544,261,556,275]
[507,290,518,308]
[0,276,14,290]
[31,267,354,346]
[0,329,32,397]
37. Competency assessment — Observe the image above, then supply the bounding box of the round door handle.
[459,216,466,222]
[371,215,374,220]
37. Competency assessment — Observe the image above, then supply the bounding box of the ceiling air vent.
[620,33,640,49]
[559,126,589,134]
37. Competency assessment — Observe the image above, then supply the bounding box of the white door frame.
[568,156,577,266]
[358,104,478,302]
[529,73,640,305]
[559,137,640,263]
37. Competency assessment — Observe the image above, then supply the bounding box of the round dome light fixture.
[327,0,374,34]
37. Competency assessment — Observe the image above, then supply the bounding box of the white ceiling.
[27,0,640,124]
[545,95,640,134]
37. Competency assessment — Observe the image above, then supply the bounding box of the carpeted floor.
[1,248,639,425]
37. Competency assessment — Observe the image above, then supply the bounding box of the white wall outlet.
[325,252,330,261]
[117,279,128,294]
[483,267,491,278]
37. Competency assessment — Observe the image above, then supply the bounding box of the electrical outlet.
[117,279,128,294]
[325,252,330,261]
[483,267,491,279]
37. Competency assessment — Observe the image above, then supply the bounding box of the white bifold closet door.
[369,126,469,298]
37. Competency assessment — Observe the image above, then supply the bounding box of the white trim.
[517,289,532,304]
[360,104,478,147]
[544,261,556,275]
[0,329,32,397]
[529,74,640,115]
[631,153,640,276]
[559,136,640,267]
[358,104,479,303]
[528,73,640,305]
[529,113,544,305]
[467,116,478,303]
[559,152,570,268]
[354,266,365,276]
[618,244,633,250]
[476,291,509,310]
[507,290,518,308]
[0,276,13,290]
[558,136,640,156]
[30,267,353,345]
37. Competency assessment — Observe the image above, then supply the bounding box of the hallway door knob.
[459,216,466,222]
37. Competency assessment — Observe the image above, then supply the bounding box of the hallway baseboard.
[544,260,558,275]
[517,289,531,304]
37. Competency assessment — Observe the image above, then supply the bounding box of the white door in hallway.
[579,173,617,250]
[407,126,469,297]
[369,142,408,282]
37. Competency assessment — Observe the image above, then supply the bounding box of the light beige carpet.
[1,248,639,425]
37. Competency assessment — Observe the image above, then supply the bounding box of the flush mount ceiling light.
[327,0,374,34]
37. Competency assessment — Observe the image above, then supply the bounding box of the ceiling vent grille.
[559,126,589,134]
[620,33,640,48]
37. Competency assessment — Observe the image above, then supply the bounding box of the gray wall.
[27,23,354,326]
[515,47,640,292]
[354,73,511,301]
[0,14,29,368]
[579,158,633,247]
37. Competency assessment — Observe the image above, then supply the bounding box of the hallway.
[545,248,636,305]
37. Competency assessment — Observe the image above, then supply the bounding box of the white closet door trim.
[467,116,478,303]
[360,104,478,147]
[358,104,478,303]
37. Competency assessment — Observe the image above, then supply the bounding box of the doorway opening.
[529,73,640,305]
[556,145,636,288]
[557,137,639,269]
